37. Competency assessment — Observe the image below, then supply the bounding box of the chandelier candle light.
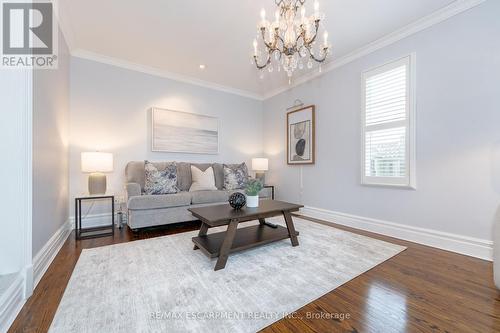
[252,0,331,82]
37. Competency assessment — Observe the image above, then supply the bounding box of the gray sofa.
[125,161,271,230]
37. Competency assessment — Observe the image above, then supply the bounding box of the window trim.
[361,54,416,189]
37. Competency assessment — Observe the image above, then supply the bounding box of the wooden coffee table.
[188,200,303,271]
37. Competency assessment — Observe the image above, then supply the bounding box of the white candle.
[314,0,319,15]
[323,31,328,47]
[253,39,258,56]
[259,8,267,29]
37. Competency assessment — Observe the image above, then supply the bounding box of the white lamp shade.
[81,152,113,173]
[252,158,269,171]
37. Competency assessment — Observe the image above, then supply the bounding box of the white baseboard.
[0,221,71,332]
[69,213,117,229]
[0,273,24,333]
[33,220,72,289]
[298,206,493,261]
[23,265,33,299]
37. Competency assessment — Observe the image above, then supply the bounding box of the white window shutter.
[362,56,416,188]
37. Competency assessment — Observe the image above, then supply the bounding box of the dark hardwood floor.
[9,216,500,333]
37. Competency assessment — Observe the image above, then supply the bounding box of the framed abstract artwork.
[287,105,315,165]
[151,108,219,154]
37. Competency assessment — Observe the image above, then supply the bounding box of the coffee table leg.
[214,219,238,271]
[283,211,299,247]
[193,222,209,250]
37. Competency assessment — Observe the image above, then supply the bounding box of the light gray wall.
[69,58,263,217]
[32,30,70,257]
[263,1,500,241]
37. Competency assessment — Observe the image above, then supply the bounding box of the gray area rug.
[50,217,405,333]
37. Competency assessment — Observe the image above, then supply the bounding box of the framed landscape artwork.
[287,105,315,165]
[151,108,219,154]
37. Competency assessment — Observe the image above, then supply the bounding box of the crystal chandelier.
[252,0,331,82]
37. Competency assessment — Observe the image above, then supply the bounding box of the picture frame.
[287,105,315,165]
[151,107,219,154]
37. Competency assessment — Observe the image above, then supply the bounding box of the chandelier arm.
[292,0,306,10]
[272,27,281,49]
[298,44,308,56]
[296,27,306,44]
[253,53,272,70]
[308,47,328,63]
[260,28,277,50]
[276,34,285,49]
[304,20,320,45]
[275,0,306,7]
[269,49,283,64]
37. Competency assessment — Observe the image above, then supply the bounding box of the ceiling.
[59,0,462,98]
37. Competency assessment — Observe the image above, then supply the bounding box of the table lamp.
[252,158,269,185]
[81,152,113,195]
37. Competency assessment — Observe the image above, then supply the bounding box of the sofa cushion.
[176,162,192,191]
[144,161,178,195]
[125,161,245,192]
[191,190,229,205]
[128,192,192,210]
[178,163,225,191]
[212,163,224,190]
[223,163,249,190]
[189,166,217,192]
[126,161,182,192]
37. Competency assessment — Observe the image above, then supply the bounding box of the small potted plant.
[245,179,263,208]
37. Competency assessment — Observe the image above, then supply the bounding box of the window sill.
[361,182,417,190]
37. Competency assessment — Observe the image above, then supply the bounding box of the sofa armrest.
[125,183,141,206]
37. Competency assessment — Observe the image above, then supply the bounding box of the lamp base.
[255,172,265,185]
[88,173,107,195]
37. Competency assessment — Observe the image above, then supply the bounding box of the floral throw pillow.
[144,161,179,195]
[223,163,249,190]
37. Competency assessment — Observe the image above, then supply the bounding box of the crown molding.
[262,0,487,100]
[50,0,76,52]
[61,0,486,101]
[71,49,264,101]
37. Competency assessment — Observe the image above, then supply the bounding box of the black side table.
[75,195,115,240]
[264,185,275,200]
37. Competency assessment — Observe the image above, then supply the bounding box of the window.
[361,55,415,188]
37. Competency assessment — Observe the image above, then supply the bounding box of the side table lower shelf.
[76,225,114,240]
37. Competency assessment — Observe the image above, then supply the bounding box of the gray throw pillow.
[144,161,179,195]
[223,163,249,190]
